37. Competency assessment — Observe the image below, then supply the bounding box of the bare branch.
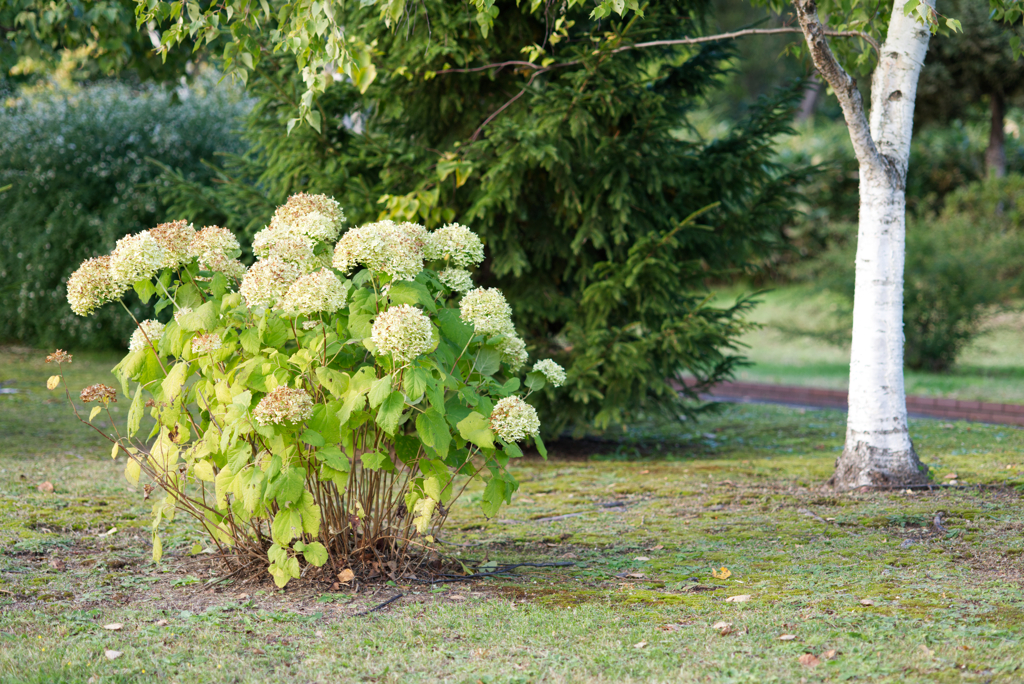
[608,27,880,56]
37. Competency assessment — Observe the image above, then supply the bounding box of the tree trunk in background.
[796,75,823,123]
[986,92,1006,178]
[794,0,932,489]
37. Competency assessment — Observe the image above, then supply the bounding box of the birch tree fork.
[794,0,933,489]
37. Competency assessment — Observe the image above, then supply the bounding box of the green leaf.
[133,279,157,303]
[271,507,303,546]
[315,367,350,399]
[415,408,450,459]
[177,301,218,332]
[368,374,393,409]
[308,403,341,442]
[127,386,145,437]
[534,433,548,459]
[388,281,436,312]
[376,390,406,435]
[480,477,506,517]
[299,541,328,566]
[269,555,300,587]
[436,308,473,349]
[504,442,523,458]
[300,429,326,447]
[525,371,547,391]
[361,451,392,471]
[239,327,261,354]
[317,445,350,472]
[161,362,189,403]
[475,345,501,376]
[348,312,374,338]
[457,411,494,449]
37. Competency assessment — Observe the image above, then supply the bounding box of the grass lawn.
[713,285,1024,404]
[2,347,1024,683]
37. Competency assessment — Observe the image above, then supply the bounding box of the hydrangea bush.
[52,195,564,586]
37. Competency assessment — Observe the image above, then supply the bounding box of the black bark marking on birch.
[887,90,903,101]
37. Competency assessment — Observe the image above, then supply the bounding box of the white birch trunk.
[794,0,933,488]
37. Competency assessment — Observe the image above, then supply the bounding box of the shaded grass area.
[2,348,1024,683]
[712,286,1024,403]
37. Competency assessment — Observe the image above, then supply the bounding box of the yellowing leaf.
[152,532,163,563]
[712,566,732,580]
[124,458,141,486]
[89,406,102,422]
[338,568,355,584]
[46,375,60,390]
[111,443,120,460]
[779,634,797,641]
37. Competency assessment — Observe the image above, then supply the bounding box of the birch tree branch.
[792,0,883,170]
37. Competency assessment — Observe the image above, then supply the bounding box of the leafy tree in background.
[155,0,807,435]
[0,0,198,86]
[917,0,1024,178]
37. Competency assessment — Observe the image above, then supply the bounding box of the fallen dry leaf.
[659,624,683,632]
[646,544,664,551]
[860,598,874,606]
[337,568,355,584]
[104,650,122,661]
[315,630,324,638]
[37,481,54,493]
[633,556,650,562]
[49,559,66,571]
[633,641,647,649]
[712,566,732,580]
[103,623,123,631]
[449,594,466,601]
[799,654,820,667]
[824,649,838,660]
[943,473,958,480]
[622,572,646,579]
[779,634,797,641]
[724,594,751,603]
[711,621,732,630]
[154,620,169,627]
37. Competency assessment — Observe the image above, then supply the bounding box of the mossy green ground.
[2,347,1024,683]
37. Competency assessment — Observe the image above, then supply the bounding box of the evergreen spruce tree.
[162,0,806,435]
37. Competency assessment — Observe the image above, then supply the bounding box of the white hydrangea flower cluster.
[173,306,193,323]
[240,258,301,309]
[438,268,474,293]
[489,396,541,443]
[253,387,314,426]
[424,223,485,267]
[150,220,197,269]
[67,256,124,316]
[333,220,428,282]
[110,230,166,286]
[188,226,244,278]
[252,230,320,272]
[371,304,433,367]
[459,287,528,369]
[191,333,223,355]
[459,287,513,335]
[532,359,566,387]
[128,319,165,353]
[269,193,346,243]
[278,269,349,317]
[302,320,322,331]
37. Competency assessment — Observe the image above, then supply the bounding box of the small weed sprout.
[54,195,560,586]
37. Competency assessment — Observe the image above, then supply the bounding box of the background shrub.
[0,80,249,349]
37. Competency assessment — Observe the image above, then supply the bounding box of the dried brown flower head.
[80,384,117,404]
[46,350,73,365]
